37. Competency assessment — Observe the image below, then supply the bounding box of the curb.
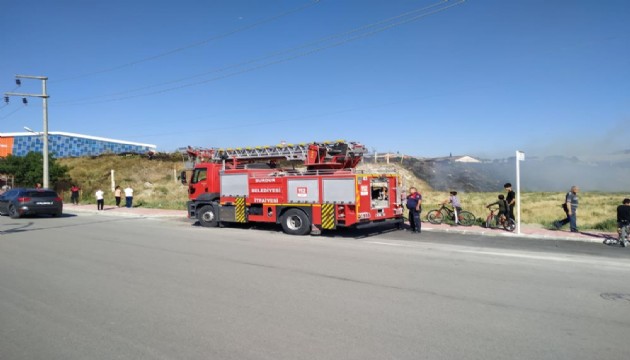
[63,206,186,219]
[419,221,615,243]
[421,225,609,244]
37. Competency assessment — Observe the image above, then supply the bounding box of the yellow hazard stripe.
[322,203,335,229]
[235,197,246,223]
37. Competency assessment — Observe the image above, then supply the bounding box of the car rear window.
[2,189,19,198]
[26,191,58,198]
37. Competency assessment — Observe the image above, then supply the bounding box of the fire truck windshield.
[191,168,207,184]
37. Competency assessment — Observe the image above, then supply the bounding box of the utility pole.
[4,75,50,188]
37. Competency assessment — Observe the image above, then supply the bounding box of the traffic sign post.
[515,150,525,234]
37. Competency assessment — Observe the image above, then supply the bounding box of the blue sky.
[1,0,628,158]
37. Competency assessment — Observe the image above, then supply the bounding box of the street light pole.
[5,75,50,188]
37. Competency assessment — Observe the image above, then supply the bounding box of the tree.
[0,152,70,187]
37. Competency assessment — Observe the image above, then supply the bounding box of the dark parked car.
[0,188,63,218]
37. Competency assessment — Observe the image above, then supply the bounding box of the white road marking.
[365,240,630,269]
[366,241,409,247]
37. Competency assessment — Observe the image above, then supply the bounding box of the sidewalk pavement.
[64,203,617,244]
[64,203,187,219]
[419,222,616,244]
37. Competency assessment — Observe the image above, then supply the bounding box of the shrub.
[590,218,618,232]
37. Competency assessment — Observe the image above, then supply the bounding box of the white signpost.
[515,150,525,234]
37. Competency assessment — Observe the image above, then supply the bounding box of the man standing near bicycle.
[406,187,422,233]
[504,183,516,221]
[617,198,630,247]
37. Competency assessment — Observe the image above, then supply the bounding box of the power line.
[59,0,466,106]
[0,82,31,119]
[0,84,23,112]
[125,85,477,140]
[0,105,25,120]
[52,0,321,83]
[57,0,453,105]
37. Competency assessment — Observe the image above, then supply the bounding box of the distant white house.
[428,155,481,163]
[363,152,481,163]
[453,155,481,163]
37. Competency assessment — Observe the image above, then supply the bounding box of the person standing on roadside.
[553,185,579,232]
[617,198,630,248]
[70,184,81,205]
[124,185,134,208]
[114,185,122,207]
[406,187,422,233]
[504,183,516,221]
[95,188,104,211]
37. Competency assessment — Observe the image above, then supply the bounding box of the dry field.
[58,156,626,231]
[420,191,625,231]
[59,155,189,210]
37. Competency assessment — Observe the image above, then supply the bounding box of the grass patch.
[420,190,627,231]
[588,218,618,232]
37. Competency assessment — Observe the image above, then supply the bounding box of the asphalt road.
[1,213,630,360]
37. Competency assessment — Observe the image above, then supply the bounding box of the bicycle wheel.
[458,211,476,226]
[503,218,516,232]
[620,225,629,246]
[427,210,443,224]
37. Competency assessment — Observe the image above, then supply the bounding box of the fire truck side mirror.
[180,171,187,185]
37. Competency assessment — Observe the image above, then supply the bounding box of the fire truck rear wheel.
[198,205,219,227]
[281,208,311,236]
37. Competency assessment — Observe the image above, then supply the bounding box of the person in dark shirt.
[406,187,422,233]
[617,198,630,247]
[504,183,516,220]
[487,194,509,221]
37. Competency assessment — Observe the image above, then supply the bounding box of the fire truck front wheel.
[281,209,311,236]
[198,205,219,227]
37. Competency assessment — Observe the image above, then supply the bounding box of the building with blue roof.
[0,132,156,158]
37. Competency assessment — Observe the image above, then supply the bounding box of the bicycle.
[606,221,630,247]
[426,204,476,226]
[620,223,630,247]
[485,207,516,232]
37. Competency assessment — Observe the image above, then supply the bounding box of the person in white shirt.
[95,188,104,210]
[124,186,134,208]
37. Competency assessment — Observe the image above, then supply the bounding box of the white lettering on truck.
[251,188,282,193]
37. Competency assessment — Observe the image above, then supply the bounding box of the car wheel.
[8,205,20,219]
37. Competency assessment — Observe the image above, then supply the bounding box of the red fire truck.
[181,141,404,235]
